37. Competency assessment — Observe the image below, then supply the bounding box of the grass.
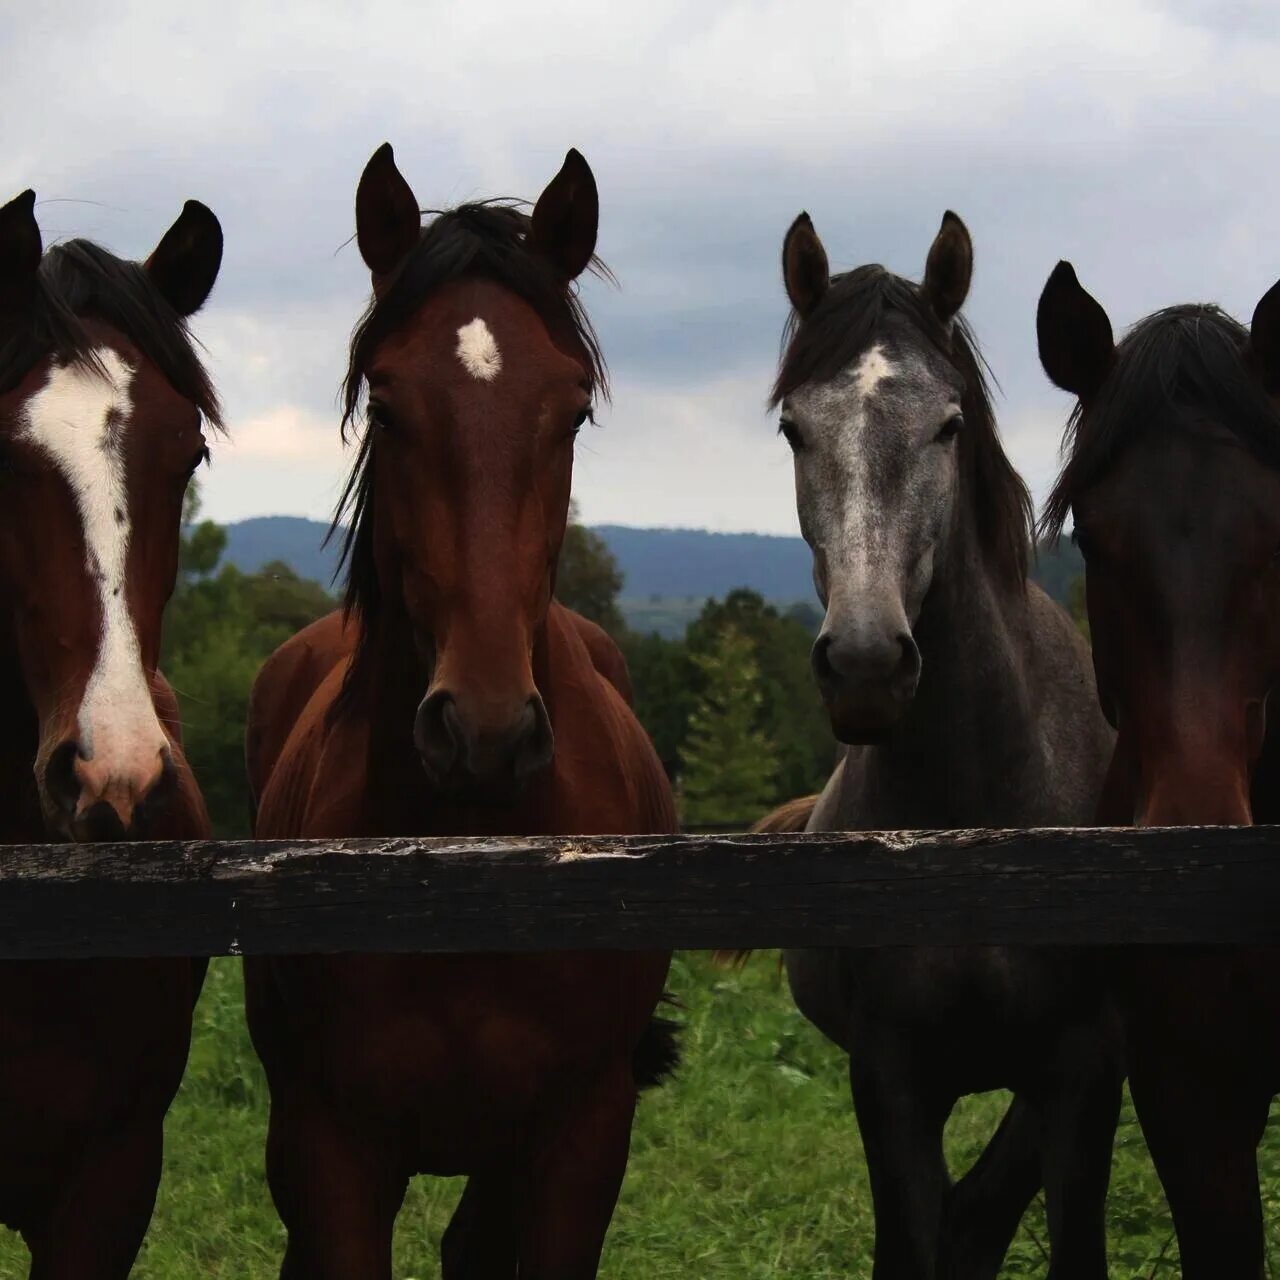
[0,954,1276,1277]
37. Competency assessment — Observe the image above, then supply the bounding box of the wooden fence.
[1,826,1277,958]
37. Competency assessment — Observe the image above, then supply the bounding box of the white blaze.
[854,344,893,399]
[20,351,165,769]
[456,317,502,381]
[811,343,899,580]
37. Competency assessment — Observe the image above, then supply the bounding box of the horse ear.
[0,189,42,318]
[529,148,598,281]
[921,210,972,324]
[782,213,829,318]
[1249,277,1280,395]
[356,142,422,279]
[1037,261,1115,402]
[145,200,223,317]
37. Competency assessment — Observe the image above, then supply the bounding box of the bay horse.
[1038,262,1280,1278]
[244,144,677,1280]
[0,189,222,1276]
[773,211,1119,1278]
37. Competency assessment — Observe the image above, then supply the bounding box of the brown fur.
[1040,265,1280,1277]
[0,191,218,1276]
[244,147,677,1279]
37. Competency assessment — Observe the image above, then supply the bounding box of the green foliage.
[1032,537,1086,606]
[163,485,333,837]
[1067,574,1091,643]
[1,955,1271,1276]
[678,626,780,827]
[687,590,834,803]
[618,590,833,810]
[557,501,626,637]
[620,629,698,778]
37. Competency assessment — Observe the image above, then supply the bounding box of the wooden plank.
[0,827,1276,958]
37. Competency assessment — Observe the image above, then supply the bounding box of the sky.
[3,0,1278,536]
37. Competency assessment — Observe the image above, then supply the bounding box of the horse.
[1037,262,1280,1278]
[772,210,1119,1278]
[243,144,678,1280]
[748,792,819,834]
[0,188,222,1277]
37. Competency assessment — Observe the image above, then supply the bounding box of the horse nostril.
[811,633,837,683]
[895,634,920,683]
[512,696,555,782]
[415,691,463,780]
[133,749,178,833]
[812,629,918,688]
[44,741,83,818]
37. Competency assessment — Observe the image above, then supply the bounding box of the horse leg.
[23,1120,162,1280]
[441,1172,519,1279]
[937,1093,1042,1280]
[1036,1034,1123,1280]
[514,1064,636,1280]
[1128,1058,1269,1280]
[266,1091,407,1280]
[848,1037,952,1280]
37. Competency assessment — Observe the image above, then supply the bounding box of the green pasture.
[1,953,1276,1278]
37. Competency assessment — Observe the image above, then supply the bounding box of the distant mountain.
[220,516,1083,618]
[591,525,815,602]
[224,516,341,588]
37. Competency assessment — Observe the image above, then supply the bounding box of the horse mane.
[772,264,1031,592]
[0,239,222,427]
[330,200,610,716]
[1040,304,1280,539]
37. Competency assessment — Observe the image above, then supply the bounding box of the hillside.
[221,516,1083,635]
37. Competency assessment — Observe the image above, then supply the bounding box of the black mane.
[1041,304,1280,538]
[0,239,221,426]
[331,199,609,713]
[773,264,1032,591]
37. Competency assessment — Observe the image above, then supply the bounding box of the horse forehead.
[793,344,943,449]
[1089,432,1280,546]
[383,282,578,383]
[21,348,136,447]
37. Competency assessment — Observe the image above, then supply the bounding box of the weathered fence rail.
[1,826,1278,958]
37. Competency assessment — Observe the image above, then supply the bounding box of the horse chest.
[258,949,667,1173]
[0,960,195,1216]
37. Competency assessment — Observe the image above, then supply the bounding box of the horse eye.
[187,444,211,475]
[1071,527,1097,562]
[368,402,395,432]
[779,418,803,451]
[937,413,964,441]
[571,406,590,435]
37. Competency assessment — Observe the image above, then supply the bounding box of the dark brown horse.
[0,189,222,1276]
[244,145,677,1280]
[1039,263,1280,1279]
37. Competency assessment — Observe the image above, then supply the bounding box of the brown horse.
[0,189,221,1276]
[244,145,677,1280]
[1038,263,1280,1278]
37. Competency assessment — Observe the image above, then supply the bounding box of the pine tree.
[678,625,780,828]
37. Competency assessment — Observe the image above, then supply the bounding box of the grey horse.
[773,210,1118,1278]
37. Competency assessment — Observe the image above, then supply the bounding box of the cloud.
[4,0,1279,532]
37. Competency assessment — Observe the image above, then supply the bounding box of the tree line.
[164,492,1084,836]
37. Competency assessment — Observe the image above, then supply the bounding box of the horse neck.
[864,505,1037,814]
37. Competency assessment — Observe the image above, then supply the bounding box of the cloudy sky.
[4,0,1278,535]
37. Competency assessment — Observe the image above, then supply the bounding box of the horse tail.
[713,793,821,968]
[634,999,682,1090]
